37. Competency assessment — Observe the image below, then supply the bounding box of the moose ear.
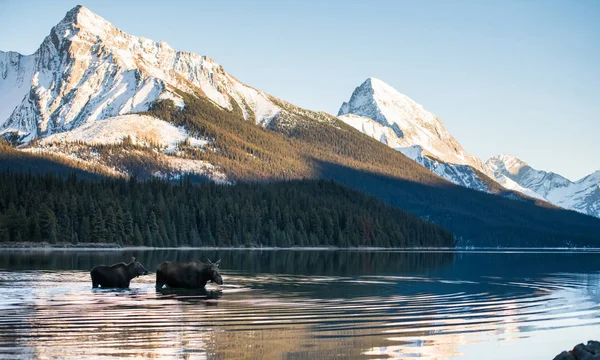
[207,259,213,265]
[215,259,221,267]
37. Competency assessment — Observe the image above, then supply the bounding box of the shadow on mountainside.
[311,159,600,248]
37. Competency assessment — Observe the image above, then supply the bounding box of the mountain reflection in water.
[0,250,598,359]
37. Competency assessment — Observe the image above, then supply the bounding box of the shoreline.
[1,243,600,252]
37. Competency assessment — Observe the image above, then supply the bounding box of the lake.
[0,250,598,359]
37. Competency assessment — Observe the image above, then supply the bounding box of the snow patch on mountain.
[39,114,207,151]
[158,92,185,109]
[162,157,229,184]
[228,81,281,125]
[0,51,35,128]
[491,173,546,200]
[339,113,404,148]
[396,145,423,161]
[402,145,489,191]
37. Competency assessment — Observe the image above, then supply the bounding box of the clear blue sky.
[1,0,598,180]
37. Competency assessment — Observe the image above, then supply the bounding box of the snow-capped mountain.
[0,5,281,143]
[338,78,486,169]
[486,155,600,218]
[337,78,501,191]
[1,5,599,247]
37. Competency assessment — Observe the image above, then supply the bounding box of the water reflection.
[157,287,223,302]
[0,250,598,359]
[0,249,456,275]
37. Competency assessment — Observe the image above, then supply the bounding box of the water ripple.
[0,252,599,359]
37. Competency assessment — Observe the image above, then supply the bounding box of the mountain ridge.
[335,77,546,199]
[486,154,600,218]
[1,5,599,247]
[0,5,282,142]
[337,77,487,172]
[336,78,598,216]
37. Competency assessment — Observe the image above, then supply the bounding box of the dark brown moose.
[156,259,223,289]
[90,257,149,288]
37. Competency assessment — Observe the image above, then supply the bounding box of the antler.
[206,259,220,267]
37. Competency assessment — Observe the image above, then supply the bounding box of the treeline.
[0,172,454,248]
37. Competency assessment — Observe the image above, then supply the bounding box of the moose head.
[205,259,223,285]
[131,257,149,277]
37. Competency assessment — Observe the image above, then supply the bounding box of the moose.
[90,257,149,288]
[156,259,223,289]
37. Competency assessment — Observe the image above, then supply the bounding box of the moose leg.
[155,271,165,289]
[91,271,100,288]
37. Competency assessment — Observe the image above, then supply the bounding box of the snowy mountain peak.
[338,77,430,133]
[0,5,281,142]
[485,155,570,186]
[485,154,529,176]
[43,5,115,53]
[338,79,599,208]
[338,78,490,179]
[58,5,108,29]
[485,154,600,218]
[361,77,412,104]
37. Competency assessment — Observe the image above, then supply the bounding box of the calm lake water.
[0,250,598,359]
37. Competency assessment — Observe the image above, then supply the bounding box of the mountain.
[0,5,281,142]
[337,78,493,192]
[337,78,543,198]
[338,78,485,171]
[1,5,600,247]
[486,155,600,218]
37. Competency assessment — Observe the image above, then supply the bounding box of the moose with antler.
[155,259,223,289]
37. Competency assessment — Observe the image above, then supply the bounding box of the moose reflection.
[156,259,223,289]
[90,257,149,288]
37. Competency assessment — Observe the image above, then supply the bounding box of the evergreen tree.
[133,224,143,246]
[144,225,154,247]
[39,204,58,244]
[80,216,91,243]
[91,206,106,243]
[0,172,456,248]
[115,208,125,244]
[105,206,116,244]
[57,202,70,243]
[124,211,134,242]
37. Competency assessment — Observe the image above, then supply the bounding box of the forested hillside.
[4,91,600,247]
[2,5,599,249]
[0,172,454,248]
[143,94,600,247]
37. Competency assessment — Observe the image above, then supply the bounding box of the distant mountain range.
[337,78,599,218]
[487,155,600,218]
[1,5,599,247]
